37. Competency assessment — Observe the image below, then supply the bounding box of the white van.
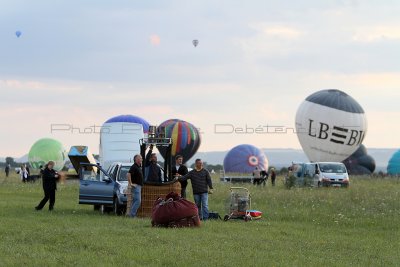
[304,162,349,187]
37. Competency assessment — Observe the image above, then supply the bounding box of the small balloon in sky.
[192,39,199,47]
[15,31,22,38]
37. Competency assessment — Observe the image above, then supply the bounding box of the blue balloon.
[223,144,269,173]
[387,150,400,175]
[105,114,150,133]
[15,31,22,38]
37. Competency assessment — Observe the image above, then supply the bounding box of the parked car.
[314,162,349,187]
[78,162,129,215]
[287,162,349,188]
[78,161,170,215]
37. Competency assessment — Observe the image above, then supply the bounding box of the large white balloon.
[295,89,367,162]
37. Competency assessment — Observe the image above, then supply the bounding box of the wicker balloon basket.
[126,180,181,217]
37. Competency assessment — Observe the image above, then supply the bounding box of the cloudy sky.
[1,0,400,157]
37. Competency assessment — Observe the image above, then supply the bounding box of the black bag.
[208,212,222,220]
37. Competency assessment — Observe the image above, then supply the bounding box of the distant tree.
[279,167,288,175]
[5,157,15,166]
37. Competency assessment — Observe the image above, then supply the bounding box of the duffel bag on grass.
[151,192,201,228]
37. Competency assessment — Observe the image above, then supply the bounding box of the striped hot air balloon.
[157,119,201,164]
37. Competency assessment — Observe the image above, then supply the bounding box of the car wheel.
[94,205,100,211]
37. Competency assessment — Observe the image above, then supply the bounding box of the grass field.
[0,172,399,266]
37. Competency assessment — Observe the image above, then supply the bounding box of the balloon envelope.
[342,145,375,175]
[387,150,400,175]
[295,89,367,162]
[15,31,21,37]
[28,138,66,171]
[192,39,199,47]
[157,119,201,164]
[223,144,268,173]
[105,114,149,133]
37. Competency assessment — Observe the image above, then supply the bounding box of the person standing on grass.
[25,164,31,182]
[172,155,189,198]
[35,161,59,211]
[271,168,276,186]
[260,170,268,186]
[252,167,261,185]
[127,154,143,218]
[20,165,28,183]
[179,158,213,220]
[145,145,162,183]
[5,164,10,177]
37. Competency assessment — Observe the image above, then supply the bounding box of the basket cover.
[151,192,201,227]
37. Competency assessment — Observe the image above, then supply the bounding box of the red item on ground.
[248,210,262,218]
[151,192,201,227]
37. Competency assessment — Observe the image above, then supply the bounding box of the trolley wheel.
[244,215,251,222]
[223,215,229,221]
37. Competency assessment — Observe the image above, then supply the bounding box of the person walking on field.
[5,164,10,177]
[172,155,189,198]
[179,159,213,220]
[20,165,28,183]
[35,161,59,211]
[270,168,276,186]
[127,154,144,218]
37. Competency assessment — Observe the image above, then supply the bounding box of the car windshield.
[319,163,347,173]
[118,166,131,181]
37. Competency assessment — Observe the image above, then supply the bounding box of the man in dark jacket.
[145,145,162,183]
[127,154,144,218]
[35,161,59,211]
[179,159,213,220]
[172,155,189,198]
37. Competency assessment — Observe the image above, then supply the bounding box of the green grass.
[0,173,399,266]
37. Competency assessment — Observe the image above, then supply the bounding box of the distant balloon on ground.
[223,144,268,173]
[387,150,400,175]
[157,119,201,164]
[192,39,199,47]
[15,31,22,38]
[105,114,150,133]
[295,89,367,162]
[342,145,375,175]
[28,138,66,171]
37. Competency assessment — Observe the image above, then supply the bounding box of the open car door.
[79,163,114,205]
